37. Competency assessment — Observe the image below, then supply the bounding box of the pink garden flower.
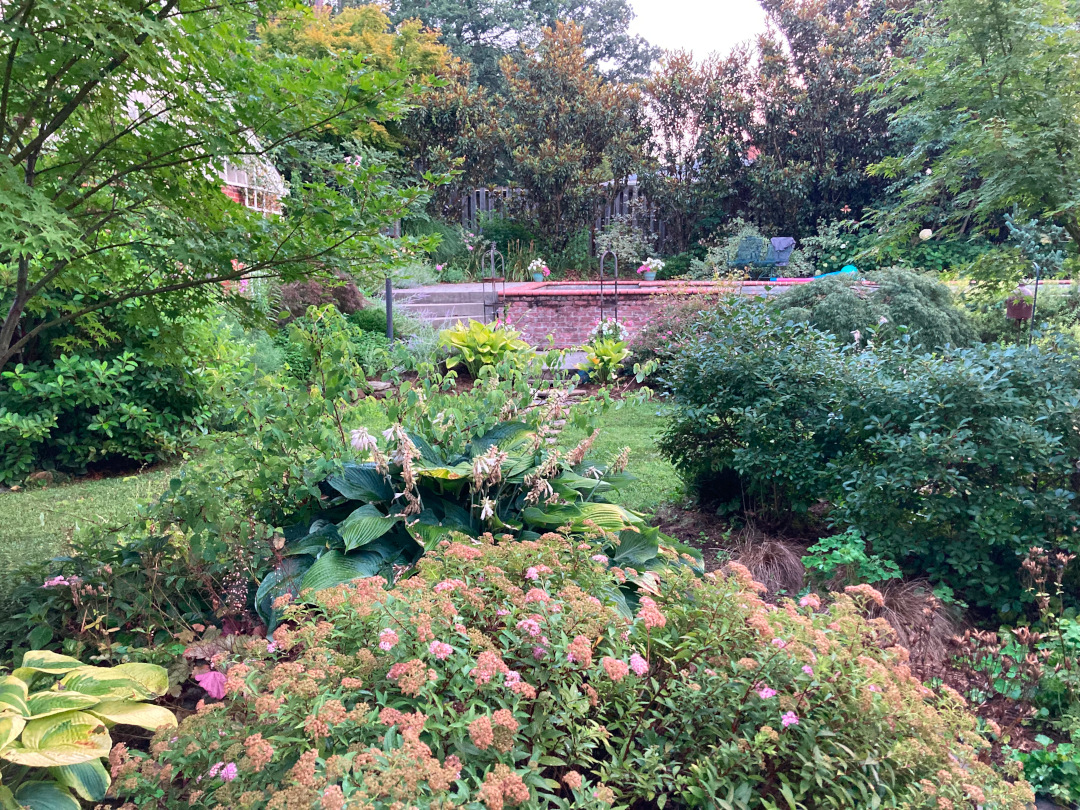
[802,665,814,676]
[629,653,649,677]
[591,554,609,563]
[602,657,630,683]
[378,628,399,651]
[220,762,238,781]
[781,711,799,728]
[429,641,453,660]
[758,686,777,699]
[798,593,821,609]
[524,588,550,604]
[771,638,786,648]
[516,617,542,637]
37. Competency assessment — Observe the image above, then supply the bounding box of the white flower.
[480,498,496,521]
[349,427,378,453]
[919,228,933,241]
[851,329,862,343]
[878,315,889,325]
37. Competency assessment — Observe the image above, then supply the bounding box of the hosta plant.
[439,320,531,377]
[579,339,629,383]
[0,651,175,809]
[257,418,696,629]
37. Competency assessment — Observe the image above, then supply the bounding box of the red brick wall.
[504,294,672,347]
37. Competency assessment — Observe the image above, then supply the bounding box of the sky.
[629,0,768,60]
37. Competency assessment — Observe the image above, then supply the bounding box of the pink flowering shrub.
[113,534,1032,809]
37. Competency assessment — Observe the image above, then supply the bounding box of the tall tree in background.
[0,0,433,369]
[639,50,755,251]
[743,0,912,235]
[380,0,657,88]
[499,22,645,248]
[868,0,1080,244]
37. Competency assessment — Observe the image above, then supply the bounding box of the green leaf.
[338,504,401,551]
[523,502,643,532]
[19,652,83,676]
[25,692,100,720]
[2,711,111,767]
[0,715,26,752]
[256,556,313,631]
[610,527,660,568]
[327,463,393,503]
[0,676,30,717]
[469,422,534,457]
[57,668,153,701]
[88,700,177,730]
[299,549,382,592]
[12,781,80,810]
[51,759,111,801]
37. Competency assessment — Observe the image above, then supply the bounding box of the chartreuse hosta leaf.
[1,711,111,767]
[25,692,100,720]
[0,715,26,751]
[58,663,167,701]
[18,653,85,677]
[88,700,177,731]
[12,780,80,810]
[51,759,111,801]
[0,676,29,717]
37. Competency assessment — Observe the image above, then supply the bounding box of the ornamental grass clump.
[114,533,1032,809]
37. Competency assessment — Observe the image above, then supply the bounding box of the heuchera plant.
[113,534,1032,809]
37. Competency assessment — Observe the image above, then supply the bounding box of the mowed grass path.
[0,400,679,585]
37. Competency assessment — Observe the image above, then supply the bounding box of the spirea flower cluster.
[113,532,1033,810]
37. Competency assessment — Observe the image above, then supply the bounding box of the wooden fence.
[460,181,669,253]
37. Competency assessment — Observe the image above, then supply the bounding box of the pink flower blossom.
[802,665,814,676]
[868,684,881,693]
[434,578,466,593]
[758,687,777,699]
[379,628,399,651]
[195,671,227,700]
[524,567,540,580]
[771,638,786,648]
[591,554,609,563]
[532,646,546,659]
[799,594,822,609]
[220,762,238,781]
[781,711,799,728]
[629,653,649,677]
[505,671,521,686]
[516,617,542,637]
[524,588,550,604]
[429,641,453,660]
[496,608,510,617]
[602,657,630,682]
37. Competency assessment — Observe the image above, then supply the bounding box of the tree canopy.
[0,0,435,369]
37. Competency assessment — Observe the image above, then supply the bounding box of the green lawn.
[0,463,179,590]
[0,399,679,584]
[559,399,682,514]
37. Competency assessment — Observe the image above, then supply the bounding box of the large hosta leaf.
[18,652,84,676]
[57,669,152,701]
[88,700,176,730]
[414,463,472,481]
[339,504,401,551]
[283,519,344,557]
[523,502,644,532]
[469,422,534,457]
[299,550,383,592]
[0,715,26,751]
[26,692,99,720]
[327,463,393,504]
[12,781,80,810]
[610,527,661,569]
[51,759,111,801]
[2,711,111,767]
[256,555,313,630]
[0,676,29,716]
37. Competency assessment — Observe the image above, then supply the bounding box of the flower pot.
[643,271,656,281]
[532,273,545,283]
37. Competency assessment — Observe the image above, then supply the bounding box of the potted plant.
[528,258,550,283]
[638,257,664,281]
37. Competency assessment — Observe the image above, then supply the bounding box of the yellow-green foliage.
[439,319,531,377]
[0,651,174,808]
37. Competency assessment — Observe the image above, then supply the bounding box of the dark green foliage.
[346,307,412,339]
[478,216,544,258]
[0,317,244,485]
[404,217,468,267]
[773,267,975,349]
[658,298,1080,612]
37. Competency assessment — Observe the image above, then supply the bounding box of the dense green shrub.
[772,267,975,349]
[112,536,1033,809]
[0,318,245,485]
[658,298,1080,611]
[278,274,367,320]
[346,305,412,338]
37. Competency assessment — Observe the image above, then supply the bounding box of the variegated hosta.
[256,420,702,629]
[0,650,176,810]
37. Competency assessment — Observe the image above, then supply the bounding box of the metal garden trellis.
[597,250,619,326]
